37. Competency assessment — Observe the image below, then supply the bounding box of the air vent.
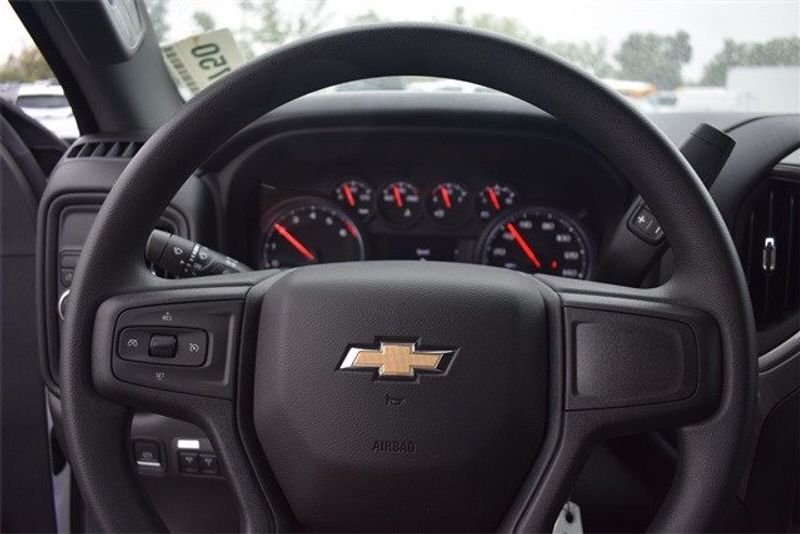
[66,140,143,159]
[739,176,800,330]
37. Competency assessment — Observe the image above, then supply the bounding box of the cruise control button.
[118,329,149,359]
[176,330,207,366]
[148,334,177,358]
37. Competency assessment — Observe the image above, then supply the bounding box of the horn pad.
[253,261,548,531]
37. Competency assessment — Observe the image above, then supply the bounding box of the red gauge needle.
[392,185,404,208]
[342,183,356,207]
[274,224,316,262]
[506,223,542,269]
[487,187,501,211]
[439,185,452,209]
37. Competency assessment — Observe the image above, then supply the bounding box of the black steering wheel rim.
[61,23,756,532]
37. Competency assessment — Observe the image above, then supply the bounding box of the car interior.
[1,1,798,532]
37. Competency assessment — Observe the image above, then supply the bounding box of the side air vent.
[739,175,800,330]
[66,140,143,159]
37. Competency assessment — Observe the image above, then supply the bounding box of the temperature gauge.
[380,181,423,226]
[334,179,374,220]
[429,182,471,227]
[476,184,517,220]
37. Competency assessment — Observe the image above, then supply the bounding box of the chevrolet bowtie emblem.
[339,341,455,379]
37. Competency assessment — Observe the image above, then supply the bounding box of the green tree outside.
[192,11,217,33]
[0,46,53,82]
[145,0,171,42]
[444,6,613,77]
[701,36,800,86]
[615,31,692,89]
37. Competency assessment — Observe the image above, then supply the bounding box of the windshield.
[1,1,798,114]
[140,0,800,113]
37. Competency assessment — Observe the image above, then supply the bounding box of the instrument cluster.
[258,177,594,280]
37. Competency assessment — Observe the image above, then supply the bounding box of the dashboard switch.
[199,454,219,475]
[149,334,178,358]
[134,440,162,468]
[178,452,200,473]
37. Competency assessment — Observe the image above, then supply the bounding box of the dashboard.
[240,127,629,281]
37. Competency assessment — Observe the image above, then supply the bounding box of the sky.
[2,0,799,80]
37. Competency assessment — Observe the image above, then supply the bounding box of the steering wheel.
[61,24,756,532]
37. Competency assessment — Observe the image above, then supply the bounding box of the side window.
[0,3,79,142]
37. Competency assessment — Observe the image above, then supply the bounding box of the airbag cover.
[253,262,548,531]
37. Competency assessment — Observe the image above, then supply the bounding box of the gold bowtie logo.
[339,341,455,379]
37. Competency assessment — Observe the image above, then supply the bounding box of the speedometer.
[478,207,591,278]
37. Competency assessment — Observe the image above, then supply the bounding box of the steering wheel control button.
[627,203,665,244]
[178,452,200,474]
[117,328,206,366]
[176,330,207,365]
[133,440,162,469]
[118,329,149,359]
[148,334,177,358]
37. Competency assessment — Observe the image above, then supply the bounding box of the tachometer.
[478,207,591,278]
[262,200,365,268]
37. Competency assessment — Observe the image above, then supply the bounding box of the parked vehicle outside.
[14,81,78,141]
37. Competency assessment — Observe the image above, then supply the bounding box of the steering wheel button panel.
[98,292,246,398]
[117,327,207,366]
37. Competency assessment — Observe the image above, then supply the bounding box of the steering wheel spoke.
[543,275,722,433]
[508,275,724,531]
[88,271,282,531]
